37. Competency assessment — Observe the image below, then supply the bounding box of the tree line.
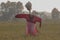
[0,1,24,21]
[0,1,60,22]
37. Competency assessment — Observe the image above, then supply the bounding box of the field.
[0,21,60,40]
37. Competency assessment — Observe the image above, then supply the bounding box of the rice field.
[0,21,60,40]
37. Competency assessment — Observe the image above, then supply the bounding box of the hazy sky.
[0,0,60,12]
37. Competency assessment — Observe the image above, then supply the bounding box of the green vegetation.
[0,21,60,40]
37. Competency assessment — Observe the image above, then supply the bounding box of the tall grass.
[0,21,60,40]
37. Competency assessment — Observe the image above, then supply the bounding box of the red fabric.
[26,22,37,36]
[15,14,28,18]
[15,14,41,23]
[15,14,42,36]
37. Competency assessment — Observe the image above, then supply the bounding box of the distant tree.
[0,1,24,21]
[32,10,38,16]
[52,8,59,20]
[16,1,24,13]
[10,2,16,8]
[1,2,6,12]
[0,2,7,21]
[1,2,5,8]
[5,1,11,13]
[6,1,11,8]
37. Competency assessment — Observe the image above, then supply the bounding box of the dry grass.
[0,21,60,40]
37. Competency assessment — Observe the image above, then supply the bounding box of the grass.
[0,21,60,40]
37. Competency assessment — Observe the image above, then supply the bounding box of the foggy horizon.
[0,0,60,12]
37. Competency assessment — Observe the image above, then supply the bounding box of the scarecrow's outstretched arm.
[39,19,41,28]
[39,18,41,28]
[15,14,27,18]
[36,17,42,28]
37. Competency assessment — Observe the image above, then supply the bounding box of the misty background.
[0,1,60,22]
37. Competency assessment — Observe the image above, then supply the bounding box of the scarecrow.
[15,1,42,36]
